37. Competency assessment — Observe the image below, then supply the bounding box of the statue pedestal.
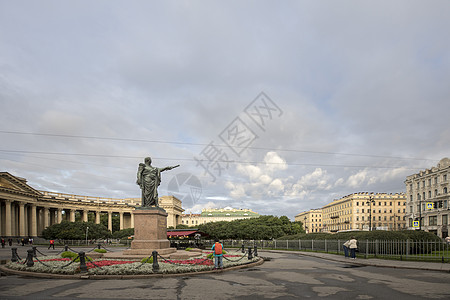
[123,207,176,256]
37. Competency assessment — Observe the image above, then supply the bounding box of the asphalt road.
[1,250,450,299]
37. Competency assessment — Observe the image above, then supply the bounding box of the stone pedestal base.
[123,207,176,256]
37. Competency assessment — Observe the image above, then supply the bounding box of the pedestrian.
[21,238,25,246]
[48,239,55,249]
[211,238,224,269]
[343,239,350,258]
[8,238,12,246]
[1,237,5,248]
[348,236,358,259]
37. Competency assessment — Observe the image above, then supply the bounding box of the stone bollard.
[254,245,258,257]
[64,245,69,252]
[32,246,37,257]
[241,244,245,253]
[152,250,159,272]
[248,247,253,260]
[26,249,34,267]
[11,248,19,262]
[79,252,87,273]
[97,243,101,250]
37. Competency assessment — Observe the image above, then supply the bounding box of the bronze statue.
[136,157,179,207]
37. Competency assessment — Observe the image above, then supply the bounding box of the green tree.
[41,221,110,240]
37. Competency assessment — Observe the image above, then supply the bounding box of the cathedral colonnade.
[0,172,137,237]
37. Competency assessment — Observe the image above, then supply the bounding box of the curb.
[0,257,264,280]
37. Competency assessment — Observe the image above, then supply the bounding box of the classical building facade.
[0,172,184,237]
[405,158,450,238]
[321,192,407,233]
[181,207,259,226]
[294,209,322,233]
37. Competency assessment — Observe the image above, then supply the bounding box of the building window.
[444,187,448,194]
[443,215,448,225]
[428,179,431,186]
[429,216,437,226]
[444,174,447,181]
[428,191,431,198]
[435,189,438,196]
[362,209,364,213]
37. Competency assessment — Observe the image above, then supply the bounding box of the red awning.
[167,231,198,237]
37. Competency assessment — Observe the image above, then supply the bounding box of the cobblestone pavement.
[1,248,450,299]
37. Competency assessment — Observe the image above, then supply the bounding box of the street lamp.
[86,226,89,246]
[366,195,375,231]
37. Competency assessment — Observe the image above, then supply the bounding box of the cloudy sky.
[1,1,449,220]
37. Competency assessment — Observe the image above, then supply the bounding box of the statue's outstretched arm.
[160,164,180,172]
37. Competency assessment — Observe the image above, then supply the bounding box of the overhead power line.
[0,149,428,170]
[0,130,439,162]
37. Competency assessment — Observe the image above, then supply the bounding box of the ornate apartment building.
[0,172,184,237]
[294,209,322,233]
[405,157,449,238]
[181,207,260,226]
[322,192,406,233]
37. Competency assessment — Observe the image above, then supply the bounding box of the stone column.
[4,200,12,237]
[83,210,88,222]
[119,212,124,230]
[30,205,37,237]
[108,211,112,232]
[57,209,63,223]
[95,211,101,224]
[43,207,50,229]
[69,210,75,222]
[19,202,26,236]
[130,211,135,228]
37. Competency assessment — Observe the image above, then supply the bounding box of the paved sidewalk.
[268,250,450,273]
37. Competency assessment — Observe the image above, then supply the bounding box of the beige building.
[405,157,450,238]
[0,172,184,237]
[182,207,259,226]
[294,209,322,233]
[322,192,407,233]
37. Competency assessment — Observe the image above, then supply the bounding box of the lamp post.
[366,195,375,231]
[86,226,89,246]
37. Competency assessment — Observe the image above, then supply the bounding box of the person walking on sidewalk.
[211,238,224,269]
[343,239,350,258]
[348,236,358,259]
[48,239,55,249]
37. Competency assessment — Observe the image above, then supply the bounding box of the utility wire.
[0,149,427,170]
[0,130,438,162]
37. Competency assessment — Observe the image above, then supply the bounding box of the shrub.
[141,256,153,264]
[61,251,78,259]
[94,249,107,253]
[185,248,192,251]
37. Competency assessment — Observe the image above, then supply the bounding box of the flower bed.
[5,252,260,276]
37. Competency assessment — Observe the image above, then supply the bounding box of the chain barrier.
[34,247,48,257]
[85,256,103,269]
[156,253,212,267]
[100,244,121,252]
[222,251,249,263]
[32,255,80,269]
[136,255,154,269]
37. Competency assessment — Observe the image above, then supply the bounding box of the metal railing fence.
[203,239,450,262]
